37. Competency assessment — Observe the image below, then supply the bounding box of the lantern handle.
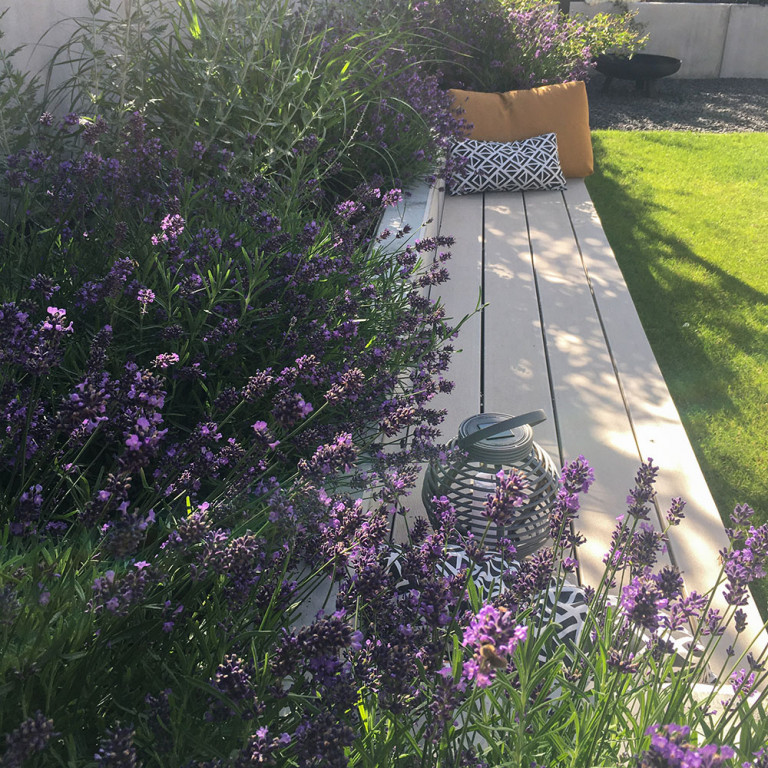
[458,410,547,448]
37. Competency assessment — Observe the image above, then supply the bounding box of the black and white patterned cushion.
[386,544,587,653]
[448,133,566,196]
[386,543,511,595]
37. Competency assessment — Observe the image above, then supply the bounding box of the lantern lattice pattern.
[422,411,559,556]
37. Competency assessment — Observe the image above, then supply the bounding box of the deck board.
[483,191,559,458]
[524,189,673,584]
[428,193,485,440]
[390,192,484,544]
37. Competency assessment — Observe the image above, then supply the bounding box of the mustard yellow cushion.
[449,81,593,178]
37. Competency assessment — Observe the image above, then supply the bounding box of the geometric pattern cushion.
[386,543,510,595]
[447,133,566,196]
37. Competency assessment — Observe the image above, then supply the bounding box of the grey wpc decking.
[377,179,766,675]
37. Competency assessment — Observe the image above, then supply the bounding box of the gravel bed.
[586,75,768,132]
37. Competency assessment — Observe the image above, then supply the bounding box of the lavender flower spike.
[483,469,527,526]
[462,604,527,687]
[636,723,735,768]
[1,712,60,768]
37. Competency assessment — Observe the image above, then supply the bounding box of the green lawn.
[585,131,768,609]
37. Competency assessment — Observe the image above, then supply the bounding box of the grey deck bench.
[377,179,766,674]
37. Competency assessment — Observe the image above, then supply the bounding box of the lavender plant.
[371,0,646,92]
[45,0,463,197]
[322,459,768,768]
[0,106,458,763]
[3,377,768,765]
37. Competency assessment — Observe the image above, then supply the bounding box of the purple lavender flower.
[293,711,353,768]
[325,368,366,405]
[653,566,684,601]
[1,711,59,767]
[251,421,280,452]
[206,654,263,721]
[626,459,659,520]
[88,562,161,617]
[151,352,179,369]
[298,433,357,478]
[317,494,388,573]
[333,199,361,221]
[10,483,45,536]
[744,749,768,768]
[137,287,155,314]
[381,188,403,207]
[701,608,726,637]
[102,508,156,558]
[191,140,205,160]
[504,545,555,606]
[0,304,75,376]
[160,212,185,239]
[426,666,467,740]
[620,574,668,633]
[82,115,108,144]
[272,610,360,686]
[604,517,630,570]
[241,369,275,402]
[666,497,686,526]
[28,274,60,301]
[548,456,592,548]
[629,522,667,573]
[165,503,212,548]
[78,257,137,306]
[637,723,735,768]
[195,530,266,600]
[462,604,527,687]
[483,469,527,526]
[607,648,639,674]
[271,389,313,427]
[721,525,768,606]
[233,727,291,767]
[731,503,755,527]
[94,725,138,767]
[562,454,595,494]
[724,666,757,708]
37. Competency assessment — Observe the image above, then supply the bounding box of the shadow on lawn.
[586,135,768,614]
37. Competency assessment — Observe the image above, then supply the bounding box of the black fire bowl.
[595,53,682,96]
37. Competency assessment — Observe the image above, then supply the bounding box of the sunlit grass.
[586,130,768,609]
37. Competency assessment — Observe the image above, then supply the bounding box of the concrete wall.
[571,2,768,79]
[721,4,768,78]
[1,0,93,84]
